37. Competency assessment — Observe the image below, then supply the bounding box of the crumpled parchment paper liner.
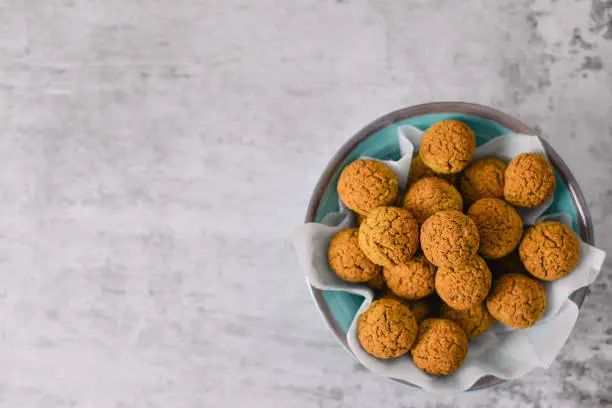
[293,126,607,395]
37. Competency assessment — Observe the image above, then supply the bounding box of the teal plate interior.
[314,113,579,334]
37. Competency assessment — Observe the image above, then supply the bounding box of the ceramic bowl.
[303,102,594,392]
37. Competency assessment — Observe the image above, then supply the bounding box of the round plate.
[304,102,594,392]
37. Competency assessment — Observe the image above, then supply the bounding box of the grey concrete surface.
[0,0,611,407]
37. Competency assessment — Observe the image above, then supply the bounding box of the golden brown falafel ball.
[408,155,456,185]
[467,198,523,260]
[402,177,463,225]
[459,158,506,204]
[420,120,477,174]
[357,298,418,359]
[486,273,547,329]
[328,228,381,283]
[420,210,480,268]
[504,153,556,208]
[440,303,495,339]
[337,159,399,216]
[382,253,436,300]
[435,255,492,311]
[411,318,469,375]
[359,207,419,268]
[519,221,581,281]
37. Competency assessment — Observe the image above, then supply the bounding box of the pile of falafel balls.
[327,120,581,376]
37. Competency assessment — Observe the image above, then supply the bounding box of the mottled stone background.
[0,0,611,407]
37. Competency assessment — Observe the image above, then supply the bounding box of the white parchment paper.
[293,125,607,395]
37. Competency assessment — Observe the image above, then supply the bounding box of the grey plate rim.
[303,101,595,392]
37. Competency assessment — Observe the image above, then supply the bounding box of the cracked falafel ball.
[411,318,469,375]
[467,198,523,260]
[359,207,419,268]
[357,298,418,359]
[402,177,463,225]
[420,210,480,268]
[337,159,399,216]
[519,220,580,281]
[504,153,556,208]
[383,253,436,300]
[327,228,381,283]
[435,255,492,311]
[419,120,477,174]
[459,157,506,204]
[486,273,547,329]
